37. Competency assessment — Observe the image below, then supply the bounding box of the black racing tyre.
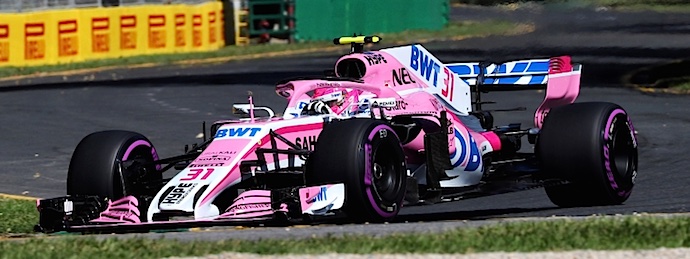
[537,102,638,207]
[306,119,407,221]
[67,130,161,200]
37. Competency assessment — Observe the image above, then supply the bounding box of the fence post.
[223,0,235,45]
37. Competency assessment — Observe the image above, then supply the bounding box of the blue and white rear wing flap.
[447,59,582,91]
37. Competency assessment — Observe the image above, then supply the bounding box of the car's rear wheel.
[537,102,637,207]
[67,130,161,200]
[306,119,407,221]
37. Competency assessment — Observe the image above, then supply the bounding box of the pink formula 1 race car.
[35,36,638,233]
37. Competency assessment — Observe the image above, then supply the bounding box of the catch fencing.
[0,0,214,13]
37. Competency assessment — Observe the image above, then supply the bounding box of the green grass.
[1,215,689,258]
[377,20,525,42]
[671,81,690,90]
[663,78,690,93]
[0,198,37,234]
[0,20,520,79]
[627,60,690,93]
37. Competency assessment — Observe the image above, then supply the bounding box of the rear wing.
[446,58,582,91]
[382,44,581,118]
[449,56,582,128]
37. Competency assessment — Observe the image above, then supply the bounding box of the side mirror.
[232,104,276,118]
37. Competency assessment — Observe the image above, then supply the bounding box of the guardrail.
[0,1,225,67]
[0,0,215,12]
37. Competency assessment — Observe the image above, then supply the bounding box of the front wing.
[35,183,345,233]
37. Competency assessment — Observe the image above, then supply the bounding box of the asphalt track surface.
[1,5,689,239]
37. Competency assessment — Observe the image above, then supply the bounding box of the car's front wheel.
[67,130,161,200]
[306,119,407,221]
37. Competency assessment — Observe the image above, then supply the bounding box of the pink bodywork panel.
[217,190,287,219]
[534,56,581,128]
[277,80,402,109]
[335,52,427,92]
[199,122,324,206]
[91,196,141,224]
[276,51,430,111]
[479,131,502,151]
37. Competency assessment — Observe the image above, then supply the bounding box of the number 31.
[442,67,455,102]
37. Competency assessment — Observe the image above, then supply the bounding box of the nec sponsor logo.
[214,127,261,138]
[410,45,441,87]
[392,67,416,86]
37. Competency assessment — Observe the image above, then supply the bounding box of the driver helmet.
[313,88,347,111]
[312,88,363,115]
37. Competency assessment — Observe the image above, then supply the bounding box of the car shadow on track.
[394,206,561,223]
